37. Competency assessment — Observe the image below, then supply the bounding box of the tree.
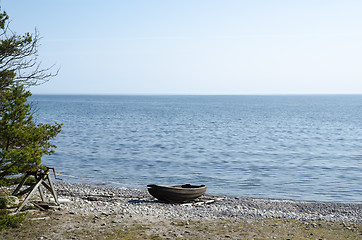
[0,6,62,182]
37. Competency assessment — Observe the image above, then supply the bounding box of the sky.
[2,0,362,95]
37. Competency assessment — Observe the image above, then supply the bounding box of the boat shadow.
[128,197,217,205]
[128,199,163,204]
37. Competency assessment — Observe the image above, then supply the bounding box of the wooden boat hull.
[147,184,207,202]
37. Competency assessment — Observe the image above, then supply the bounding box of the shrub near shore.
[0,194,25,230]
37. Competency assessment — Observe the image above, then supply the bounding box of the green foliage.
[0,7,9,30]
[0,210,25,229]
[0,195,25,230]
[0,85,62,179]
[0,5,62,181]
[0,175,35,187]
[0,198,6,209]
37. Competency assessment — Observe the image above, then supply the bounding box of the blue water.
[30,95,362,203]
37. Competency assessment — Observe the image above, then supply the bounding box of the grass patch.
[0,210,25,230]
[0,193,25,230]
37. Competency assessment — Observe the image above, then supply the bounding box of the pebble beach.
[1,181,361,239]
[54,182,361,223]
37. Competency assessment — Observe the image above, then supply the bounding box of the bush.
[0,211,25,229]
[0,198,6,209]
[0,196,24,230]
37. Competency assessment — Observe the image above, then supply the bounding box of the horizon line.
[31,93,362,96]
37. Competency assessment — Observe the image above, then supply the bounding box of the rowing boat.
[147,184,207,202]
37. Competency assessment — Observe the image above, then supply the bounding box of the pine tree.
[0,6,61,183]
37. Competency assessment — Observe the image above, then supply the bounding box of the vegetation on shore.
[0,190,25,230]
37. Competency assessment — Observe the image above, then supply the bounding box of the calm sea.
[30,95,362,203]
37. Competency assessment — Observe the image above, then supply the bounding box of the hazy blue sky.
[3,0,362,94]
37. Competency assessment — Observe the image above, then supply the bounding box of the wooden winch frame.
[12,167,60,213]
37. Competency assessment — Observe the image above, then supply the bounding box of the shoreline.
[2,181,361,239]
[56,176,361,205]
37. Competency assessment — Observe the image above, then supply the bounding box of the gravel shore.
[53,181,361,223]
[2,181,361,239]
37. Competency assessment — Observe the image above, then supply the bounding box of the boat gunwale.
[147,184,206,190]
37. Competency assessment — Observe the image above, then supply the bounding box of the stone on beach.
[51,181,361,223]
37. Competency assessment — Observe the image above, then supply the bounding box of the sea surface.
[30,95,362,203]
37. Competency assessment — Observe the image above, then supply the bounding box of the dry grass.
[0,210,361,240]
